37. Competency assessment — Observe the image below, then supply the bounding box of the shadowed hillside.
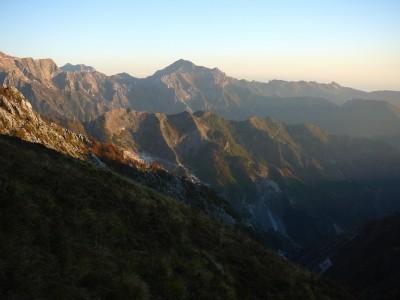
[0,135,357,299]
[85,108,400,252]
[297,213,400,299]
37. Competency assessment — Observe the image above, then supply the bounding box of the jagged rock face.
[0,53,132,121]
[0,52,58,85]
[0,85,90,159]
[120,60,236,115]
[85,108,400,250]
[157,60,232,107]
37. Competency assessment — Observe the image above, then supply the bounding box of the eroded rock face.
[0,53,132,121]
[0,85,90,159]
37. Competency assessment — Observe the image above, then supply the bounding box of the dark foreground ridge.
[0,135,357,299]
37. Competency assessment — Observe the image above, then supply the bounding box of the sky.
[2,0,400,91]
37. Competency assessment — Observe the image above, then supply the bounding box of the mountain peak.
[153,59,197,77]
[61,63,96,73]
[170,58,196,70]
[330,81,341,88]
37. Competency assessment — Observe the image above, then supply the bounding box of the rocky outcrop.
[0,85,90,159]
[0,52,58,85]
[0,53,132,121]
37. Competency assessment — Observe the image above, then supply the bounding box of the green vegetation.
[0,135,356,299]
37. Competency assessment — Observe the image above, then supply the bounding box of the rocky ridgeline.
[0,85,90,159]
[60,63,96,73]
[0,52,131,121]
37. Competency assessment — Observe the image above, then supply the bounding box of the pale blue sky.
[2,0,399,90]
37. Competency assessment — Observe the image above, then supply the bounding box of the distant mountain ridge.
[1,51,400,148]
[60,63,96,72]
[0,51,132,121]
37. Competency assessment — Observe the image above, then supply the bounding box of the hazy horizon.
[3,0,399,91]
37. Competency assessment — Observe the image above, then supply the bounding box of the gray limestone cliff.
[0,85,90,159]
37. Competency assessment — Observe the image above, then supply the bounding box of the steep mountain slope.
[297,213,400,299]
[124,59,237,115]
[0,85,237,226]
[0,85,90,159]
[0,135,357,299]
[85,109,400,250]
[0,51,133,121]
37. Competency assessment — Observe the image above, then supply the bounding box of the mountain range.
[5,80,400,255]
[1,52,400,148]
[2,50,400,298]
[83,107,400,252]
[2,51,400,250]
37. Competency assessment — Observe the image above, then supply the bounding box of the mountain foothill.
[1,51,400,299]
